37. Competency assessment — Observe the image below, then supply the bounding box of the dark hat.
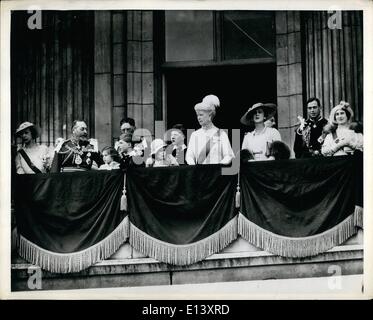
[240,103,277,126]
[15,121,39,137]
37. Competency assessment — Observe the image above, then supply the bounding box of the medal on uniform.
[86,152,92,165]
[75,154,82,165]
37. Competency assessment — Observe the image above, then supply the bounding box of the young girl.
[99,146,120,170]
[146,139,178,168]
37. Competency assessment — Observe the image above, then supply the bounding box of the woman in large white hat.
[185,95,234,165]
[146,138,179,167]
[14,122,52,174]
[321,101,363,156]
[240,102,282,161]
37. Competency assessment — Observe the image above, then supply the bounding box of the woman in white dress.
[14,122,52,174]
[321,101,363,156]
[240,102,282,161]
[185,95,234,165]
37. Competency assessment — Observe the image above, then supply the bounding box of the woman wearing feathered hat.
[185,94,234,165]
[14,121,52,174]
[321,101,363,156]
[240,102,282,161]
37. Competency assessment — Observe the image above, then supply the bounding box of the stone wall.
[126,11,155,136]
[275,11,303,157]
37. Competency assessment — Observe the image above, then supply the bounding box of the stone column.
[126,10,155,136]
[276,11,303,157]
[112,11,127,143]
[94,11,112,149]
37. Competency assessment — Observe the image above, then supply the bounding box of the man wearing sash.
[185,95,234,165]
[51,120,103,172]
[14,122,52,174]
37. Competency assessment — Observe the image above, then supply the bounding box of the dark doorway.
[165,63,277,141]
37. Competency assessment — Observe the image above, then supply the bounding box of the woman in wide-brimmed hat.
[321,101,363,156]
[14,121,52,174]
[145,138,178,167]
[240,102,282,161]
[185,94,234,165]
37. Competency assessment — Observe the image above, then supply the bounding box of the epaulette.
[55,138,67,153]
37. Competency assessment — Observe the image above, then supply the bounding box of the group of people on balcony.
[13,95,363,174]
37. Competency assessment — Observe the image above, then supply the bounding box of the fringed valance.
[130,216,237,266]
[14,155,363,273]
[18,216,129,274]
[14,170,128,273]
[238,209,362,258]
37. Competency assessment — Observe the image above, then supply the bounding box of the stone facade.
[275,11,303,157]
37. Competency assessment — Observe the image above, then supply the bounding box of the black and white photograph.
[0,0,372,301]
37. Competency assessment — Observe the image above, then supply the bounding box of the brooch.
[75,154,82,165]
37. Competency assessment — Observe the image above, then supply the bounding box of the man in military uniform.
[294,97,328,158]
[51,120,104,172]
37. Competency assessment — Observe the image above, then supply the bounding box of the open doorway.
[165,63,277,142]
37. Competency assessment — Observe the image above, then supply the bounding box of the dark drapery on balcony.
[14,155,363,273]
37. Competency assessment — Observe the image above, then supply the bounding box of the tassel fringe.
[354,205,363,228]
[12,227,19,252]
[238,208,362,258]
[18,216,129,273]
[129,216,238,266]
[120,194,127,211]
[120,174,127,211]
[16,205,363,272]
[235,187,241,209]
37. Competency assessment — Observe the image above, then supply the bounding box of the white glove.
[297,116,306,131]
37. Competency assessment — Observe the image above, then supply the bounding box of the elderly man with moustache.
[51,120,103,172]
